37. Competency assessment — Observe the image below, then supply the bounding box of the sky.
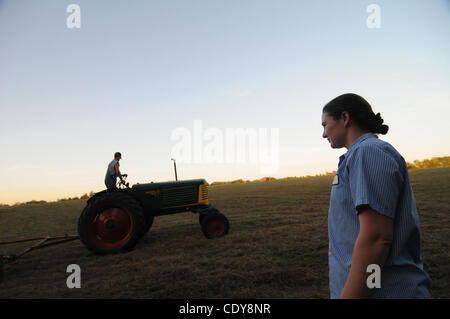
[1,0,449,205]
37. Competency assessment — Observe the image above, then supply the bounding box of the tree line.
[405,156,450,170]
[1,156,449,207]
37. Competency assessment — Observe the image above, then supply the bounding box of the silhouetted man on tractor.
[105,152,126,189]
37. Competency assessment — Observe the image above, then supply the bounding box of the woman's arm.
[340,206,393,299]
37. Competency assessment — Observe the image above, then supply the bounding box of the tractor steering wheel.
[117,174,130,189]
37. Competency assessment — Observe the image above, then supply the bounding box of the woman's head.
[321,93,388,148]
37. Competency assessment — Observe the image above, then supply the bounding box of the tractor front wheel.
[198,207,220,225]
[201,212,229,239]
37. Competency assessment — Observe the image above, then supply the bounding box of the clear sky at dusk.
[1,0,449,204]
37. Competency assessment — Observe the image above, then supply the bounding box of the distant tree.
[25,200,47,205]
[80,193,89,200]
[406,162,417,170]
[261,177,276,182]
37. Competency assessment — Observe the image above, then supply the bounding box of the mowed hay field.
[1,167,449,298]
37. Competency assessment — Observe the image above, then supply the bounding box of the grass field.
[1,167,449,298]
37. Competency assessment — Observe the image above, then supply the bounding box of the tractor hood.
[131,179,207,191]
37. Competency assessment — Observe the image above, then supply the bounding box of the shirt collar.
[338,133,378,165]
[347,133,378,153]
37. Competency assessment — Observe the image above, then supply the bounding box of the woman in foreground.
[322,93,431,298]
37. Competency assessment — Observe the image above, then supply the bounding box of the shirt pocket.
[330,172,352,209]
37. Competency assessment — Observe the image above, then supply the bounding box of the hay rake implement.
[0,234,79,283]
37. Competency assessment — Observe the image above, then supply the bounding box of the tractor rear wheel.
[201,212,229,239]
[78,191,145,254]
[142,214,154,235]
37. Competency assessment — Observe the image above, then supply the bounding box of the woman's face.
[321,111,347,149]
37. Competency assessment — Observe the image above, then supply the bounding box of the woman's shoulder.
[350,137,405,169]
[360,136,400,155]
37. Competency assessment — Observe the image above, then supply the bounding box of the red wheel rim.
[206,218,226,237]
[87,207,135,249]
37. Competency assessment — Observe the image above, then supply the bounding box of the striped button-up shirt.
[328,133,431,298]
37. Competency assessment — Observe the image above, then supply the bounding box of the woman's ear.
[341,111,351,127]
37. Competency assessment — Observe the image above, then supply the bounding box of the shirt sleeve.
[347,145,404,219]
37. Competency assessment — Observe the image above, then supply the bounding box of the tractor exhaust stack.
[171,158,178,181]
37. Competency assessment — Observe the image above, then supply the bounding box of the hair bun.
[372,113,388,134]
[374,113,384,125]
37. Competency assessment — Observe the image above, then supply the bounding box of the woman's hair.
[322,93,389,135]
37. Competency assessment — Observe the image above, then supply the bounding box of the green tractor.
[77,164,229,254]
